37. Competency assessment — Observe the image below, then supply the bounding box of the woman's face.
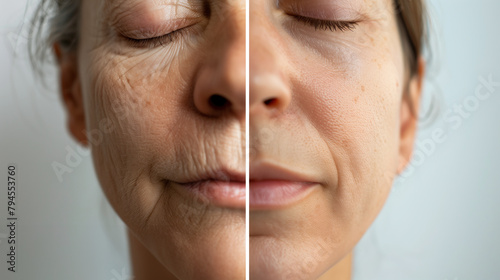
[73,0,246,279]
[249,0,421,279]
[59,0,422,278]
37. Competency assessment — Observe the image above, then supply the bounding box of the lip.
[173,169,246,209]
[250,161,319,210]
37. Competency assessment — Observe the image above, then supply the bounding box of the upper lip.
[177,168,245,184]
[173,162,318,184]
[250,160,318,183]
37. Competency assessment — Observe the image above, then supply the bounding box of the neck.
[128,230,178,280]
[317,253,352,280]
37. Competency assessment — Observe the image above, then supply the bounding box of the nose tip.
[249,12,292,117]
[192,14,245,120]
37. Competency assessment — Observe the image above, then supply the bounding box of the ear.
[54,43,88,147]
[397,57,425,174]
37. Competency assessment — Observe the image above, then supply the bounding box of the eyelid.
[289,14,359,32]
[118,17,200,40]
[111,1,206,37]
[122,23,195,48]
[279,1,363,18]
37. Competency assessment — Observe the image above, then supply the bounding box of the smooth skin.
[249,0,424,279]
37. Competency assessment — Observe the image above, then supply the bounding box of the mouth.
[172,170,246,209]
[250,161,319,210]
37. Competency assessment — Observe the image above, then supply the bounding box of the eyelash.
[291,15,358,32]
[124,26,191,48]
[123,14,356,47]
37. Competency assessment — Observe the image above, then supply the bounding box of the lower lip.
[177,180,246,209]
[250,181,317,210]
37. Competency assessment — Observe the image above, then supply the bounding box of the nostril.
[264,98,278,107]
[209,94,230,109]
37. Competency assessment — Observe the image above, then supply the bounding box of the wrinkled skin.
[57,0,245,279]
[249,0,424,279]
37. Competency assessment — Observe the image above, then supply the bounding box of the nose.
[249,11,291,117]
[193,14,245,120]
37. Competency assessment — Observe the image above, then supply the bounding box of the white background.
[0,1,499,280]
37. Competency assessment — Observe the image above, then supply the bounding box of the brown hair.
[395,0,427,77]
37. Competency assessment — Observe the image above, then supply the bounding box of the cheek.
[294,34,404,220]
[78,46,194,222]
[85,53,186,159]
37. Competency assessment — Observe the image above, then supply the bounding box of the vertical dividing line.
[245,0,250,278]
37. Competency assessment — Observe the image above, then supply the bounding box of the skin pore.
[56,0,246,279]
[249,0,424,279]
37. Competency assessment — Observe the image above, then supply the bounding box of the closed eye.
[290,14,358,32]
[123,24,194,48]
